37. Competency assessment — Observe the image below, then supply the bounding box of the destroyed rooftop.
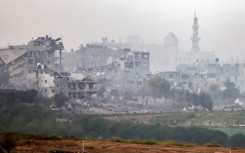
[0,36,64,64]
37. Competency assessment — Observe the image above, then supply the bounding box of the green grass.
[210,127,245,136]
[110,137,157,145]
[149,111,245,137]
[151,112,196,126]
[150,111,245,127]
[110,137,197,146]
[159,140,195,147]
[0,133,64,140]
[204,142,223,147]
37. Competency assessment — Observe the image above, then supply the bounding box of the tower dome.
[164,32,178,49]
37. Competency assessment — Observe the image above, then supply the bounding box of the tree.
[24,89,38,103]
[229,134,245,147]
[189,93,200,106]
[222,79,240,102]
[34,94,52,107]
[0,68,9,87]
[199,93,213,111]
[54,92,69,108]
[189,92,213,111]
[0,134,16,153]
[0,89,38,108]
[169,89,190,108]
[97,85,106,97]
[15,89,38,104]
[209,84,220,98]
[6,90,16,107]
[147,75,170,101]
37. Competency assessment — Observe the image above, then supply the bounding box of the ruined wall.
[78,44,115,70]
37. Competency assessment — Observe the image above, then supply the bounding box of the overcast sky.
[0,0,245,61]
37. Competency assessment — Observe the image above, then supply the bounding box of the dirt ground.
[14,139,245,153]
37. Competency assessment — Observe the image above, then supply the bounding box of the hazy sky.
[0,0,245,61]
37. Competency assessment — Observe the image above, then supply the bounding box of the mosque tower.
[191,12,200,52]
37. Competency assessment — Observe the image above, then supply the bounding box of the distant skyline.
[1,0,245,62]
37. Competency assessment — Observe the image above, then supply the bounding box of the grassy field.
[150,111,245,126]
[104,111,245,135]
[211,127,245,136]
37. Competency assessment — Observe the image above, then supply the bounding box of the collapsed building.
[113,49,150,94]
[0,36,97,99]
[71,44,150,95]
[77,44,115,72]
[158,58,245,94]
[54,73,97,99]
[221,61,245,92]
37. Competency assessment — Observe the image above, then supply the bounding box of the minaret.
[191,12,200,52]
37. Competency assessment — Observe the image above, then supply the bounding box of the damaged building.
[0,35,64,95]
[63,43,150,96]
[114,50,150,93]
[0,57,9,88]
[77,44,115,72]
[54,73,97,99]
[0,36,97,99]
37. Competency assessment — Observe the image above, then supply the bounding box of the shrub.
[160,140,195,147]
[54,92,69,108]
[141,139,157,145]
[49,148,66,153]
[127,139,141,144]
[0,133,16,153]
[110,137,124,143]
[229,134,245,147]
[86,145,95,149]
[204,142,223,147]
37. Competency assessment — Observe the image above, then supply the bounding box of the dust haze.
[0,0,245,149]
[1,0,245,62]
